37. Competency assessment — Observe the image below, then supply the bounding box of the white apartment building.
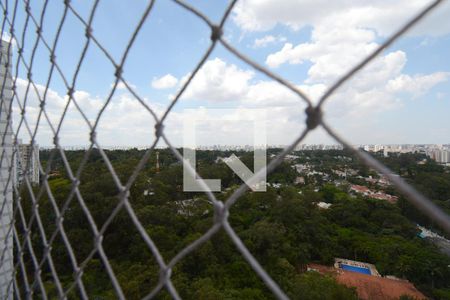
[429,149,450,164]
[0,39,14,299]
[15,140,40,185]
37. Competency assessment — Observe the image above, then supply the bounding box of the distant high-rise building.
[15,140,40,185]
[0,39,14,299]
[428,149,450,164]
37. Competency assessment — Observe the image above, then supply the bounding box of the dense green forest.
[14,148,450,299]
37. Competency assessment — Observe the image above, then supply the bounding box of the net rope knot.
[114,66,123,78]
[213,201,228,224]
[210,25,223,41]
[44,244,52,254]
[94,235,103,247]
[71,178,80,187]
[67,87,74,97]
[159,267,172,283]
[89,131,97,143]
[74,267,83,280]
[305,106,322,130]
[154,122,164,138]
[118,189,130,200]
[85,27,93,39]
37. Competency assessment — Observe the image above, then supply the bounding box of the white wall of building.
[0,39,14,299]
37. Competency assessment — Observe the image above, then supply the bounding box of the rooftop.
[308,264,426,300]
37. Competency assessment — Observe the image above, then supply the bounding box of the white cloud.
[12,78,162,147]
[323,86,402,120]
[181,58,316,107]
[233,0,346,32]
[151,74,178,89]
[182,56,448,110]
[182,58,254,102]
[112,81,137,90]
[243,81,299,106]
[253,35,286,48]
[387,72,450,96]
[254,35,275,47]
[233,0,450,37]
[6,1,449,147]
[163,105,309,147]
[266,30,411,89]
[175,50,449,145]
[266,26,378,74]
[9,52,449,147]
[234,0,450,98]
[11,78,308,147]
[258,0,450,106]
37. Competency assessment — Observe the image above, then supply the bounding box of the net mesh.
[1,0,450,299]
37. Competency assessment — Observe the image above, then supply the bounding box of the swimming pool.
[339,264,371,275]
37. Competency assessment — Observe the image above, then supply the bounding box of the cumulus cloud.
[253,35,287,48]
[182,58,254,102]
[177,49,449,144]
[256,0,450,120]
[10,67,449,148]
[233,0,346,32]
[112,81,137,90]
[181,55,448,110]
[266,26,378,71]
[12,78,162,147]
[233,0,450,37]
[243,81,299,106]
[266,24,396,86]
[10,46,449,147]
[6,1,449,147]
[181,57,317,107]
[11,76,309,147]
[387,72,450,96]
[236,0,450,102]
[151,74,178,89]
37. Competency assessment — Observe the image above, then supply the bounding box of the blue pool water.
[339,264,371,275]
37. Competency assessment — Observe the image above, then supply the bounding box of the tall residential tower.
[0,39,14,299]
[16,140,40,185]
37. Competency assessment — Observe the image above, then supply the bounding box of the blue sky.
[5,0,450,147]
